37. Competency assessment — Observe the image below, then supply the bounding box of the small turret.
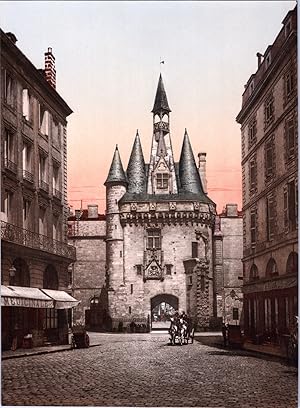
[126,131,146,194]
[105,145,127,186]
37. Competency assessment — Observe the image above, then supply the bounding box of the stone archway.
[150,294,179,330]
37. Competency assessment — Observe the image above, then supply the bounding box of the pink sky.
[1,1,295,214]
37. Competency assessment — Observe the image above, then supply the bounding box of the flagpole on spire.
[160,57,165,73]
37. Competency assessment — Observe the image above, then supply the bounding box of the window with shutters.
[22,89,33,123]
[266,195,276,240]
[285,118,296,161]
[284,62,296,104]
[285,181,297,232]
[250,209,257,246]
[249,158,257,192]
[248,116,257,148]
[264,93,274,129]
[284,181,297,233]
[265,139,275,180]
[39,103,50,136]
[4,70,15,107]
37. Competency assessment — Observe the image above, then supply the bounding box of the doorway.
[150,294,178,330]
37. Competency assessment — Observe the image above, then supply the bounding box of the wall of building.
[68,214,107,328]
[237,7,298,344]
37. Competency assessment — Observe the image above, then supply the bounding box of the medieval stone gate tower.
[105,75,217,330]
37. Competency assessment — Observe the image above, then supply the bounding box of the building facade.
[214,204,243,325]
[1,30,77,350]
[236,7,298,345]
[68,205,107,329]
[104,74,231,331]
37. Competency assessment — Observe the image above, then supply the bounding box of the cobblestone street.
[2,333,298,407]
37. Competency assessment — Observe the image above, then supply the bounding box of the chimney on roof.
[256,52,263,68]
[44,47,56,89]
[6,32,17,44]
[197,152,207,194]
[87,205,98,219]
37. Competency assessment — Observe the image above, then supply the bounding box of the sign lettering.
[1,297,53,308]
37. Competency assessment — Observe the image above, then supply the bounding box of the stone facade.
[68,206,107,329]
[216,204,243,325]
[1,30,76,350]
[236,7,298,345]
[104,75,221,331]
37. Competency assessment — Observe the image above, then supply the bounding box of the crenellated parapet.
[119,201,216,227]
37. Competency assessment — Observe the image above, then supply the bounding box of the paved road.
[2,333,298,407]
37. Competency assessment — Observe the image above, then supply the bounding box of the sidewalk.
[194,332,287,359]
[2,332,102,360]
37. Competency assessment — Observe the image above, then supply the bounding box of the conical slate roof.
[179,129,206,196]
[104,145,127,186]
[126,131,146,194]
[151,74,171,114]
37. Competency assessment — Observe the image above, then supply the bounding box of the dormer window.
[156,173,169,189]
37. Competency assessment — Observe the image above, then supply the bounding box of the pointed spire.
[151,74,171,114]
[126,131,146,194]
[104,145,127,186]
[179,129,206,195]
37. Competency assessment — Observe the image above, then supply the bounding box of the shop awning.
[1,285,54,308]
[41,289,80,309]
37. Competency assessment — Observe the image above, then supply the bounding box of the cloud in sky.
[1,1,295,213]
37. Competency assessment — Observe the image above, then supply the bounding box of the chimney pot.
[225,203,238,217]
[198,152,207,194]
[44,47,56,89]
[87,205,99,219]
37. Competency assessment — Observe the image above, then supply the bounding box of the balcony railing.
[53,188,62,200]
[22,169,34,183]
[39,180,49,193]
[4,158,17,174]
[1,221,76,261]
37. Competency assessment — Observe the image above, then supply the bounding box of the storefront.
[1,285,80,350]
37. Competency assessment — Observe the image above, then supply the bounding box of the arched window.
[249,264,259,281]
[266,258,278,278]
[286,252,298,275]
[43,265,58,289]
[12,258,30,287]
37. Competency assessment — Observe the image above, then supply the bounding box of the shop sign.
[2,297,54,308]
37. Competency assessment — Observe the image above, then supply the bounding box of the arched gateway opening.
[150,294,178,330]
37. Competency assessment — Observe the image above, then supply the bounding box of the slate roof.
[151,74,171,114]
[178,129,208,200]
[126,131,147,194]
[104,145,127,186]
